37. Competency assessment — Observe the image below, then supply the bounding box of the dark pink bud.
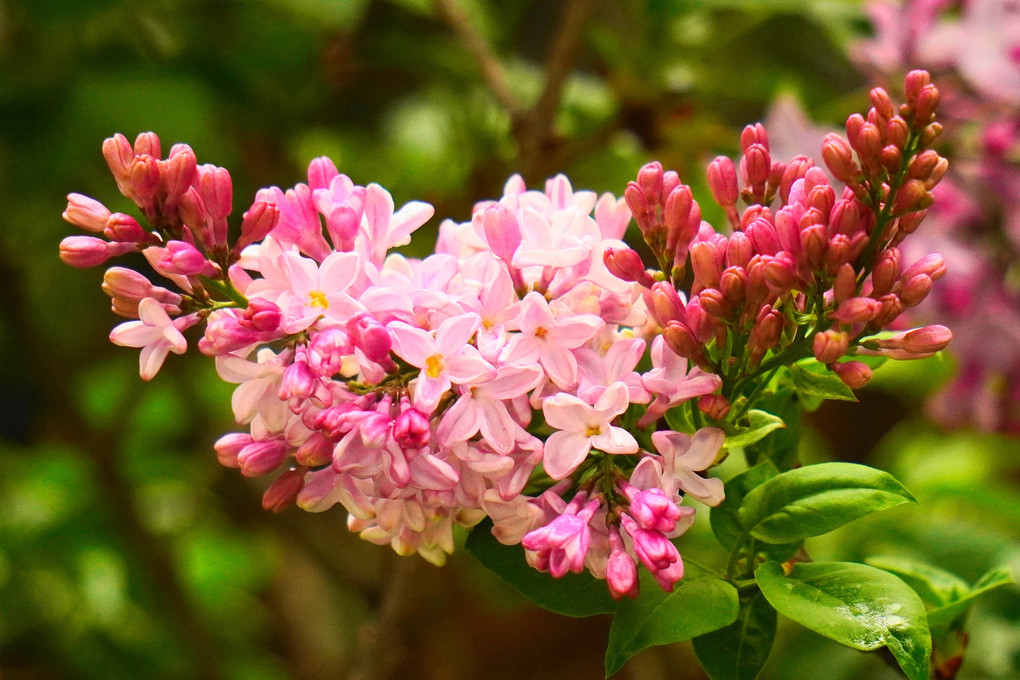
[238,439,289,478]
[606,546,639,600]
[924,157,949,190]
[900,274,933,307]
[102,133,135,183]
[807,184,836,217]
[699,288,729,319]
[698,393,730,420]
[63,194,111,232]
[348,314,395,367]
[720,266,747,304]
[307,156,339,191]
[664,185,696,253]
[238,199,279,247]
[749,308,783,352]
[872,248,901,296]
[740,123,769,152]
[829,199,860,237]
[295,432,334,466]
[895,211,926,237]
[833,297,882,324]
[214,432,252,468]
[482,203,522,263]
[813,329,849,364]
[648,281,686,326]
[832,263,856,304]
[801,223,828,270]
[832,360,872,389]
[104,213,149,243]
[624,182,653,232]
[743,143,771,187]
[921,122,943,146]
[869,87,895,120]
[626,487,681,533]
[133,131,161,158]
[129,155,161,200]
[59,236,134,268]
[746,218,780,256]
[690,241,723,289]
[161,240,217,276]
[393,406,431,449]
[707,157,738,207]
[241,298,282,332]
[726,231,753,269]
[762,254,796,290]
[774,209,801,254]
[902,253,946,282]
[280,360,319,404]
[779,155,813,203]
[908,149,939,180]
[825,234,852,273]
[604,247,655,287]
[913,84,940,128]
[637,161,665,205]
[165,144,198,196]
[197,165,233,220]
[870,293,904,329]
[663,320,701,359]
[886,325,952,354]
[262,468,305,513]
[886,117,910,150]
[893,179,928,213]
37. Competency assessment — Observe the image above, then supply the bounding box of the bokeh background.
[1,1,1018,678]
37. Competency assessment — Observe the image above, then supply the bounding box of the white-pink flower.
[541,381,638,479]
[109,298,195,380]
[631,428,725,507]
[389,313,495,413]
[436,365,541,453]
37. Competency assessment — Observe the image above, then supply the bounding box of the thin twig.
[431,0,523,120]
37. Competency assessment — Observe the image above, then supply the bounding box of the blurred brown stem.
[433,0,592,179]
[346,554,420,680]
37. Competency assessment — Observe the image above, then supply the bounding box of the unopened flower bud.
[924,157,949,190]
[129,155,161,200]
[885,116,910,149]
[238,439,289,478]
[902,253,947,281]
[908,149,940,180]
[295,432,334,466]
[237,199,279,250]
[871,248,901,296]
[698,393,730,420]
[664,185,696,253]
[348,314,395,368]
[690,241,722,289]
[904,70,932,106]
[869,87,895,120]
[832,263,856,304]
[880,145,902,174]
[604,247,656,287]
[900,274,933,307]
[743,143,771,187]
[869,293,903,328]
[779,156,813,203]
[59,236,135,268]
[663,320,702,359]
[63,194,111,232]
[648,281,686,326]
[893,179,927,214]
[707,156,738,207]
[624,182,653,232]
[133,131,161,159]
[102,133,135,183]
[241,298,282,332]
[822,134,860,183]
[725,231,753,269]
[606,544,639,600]
[307,156,339,191]
[913,84,940,128]
[746,218,780,256]
[214,432,252,468]
[698,288,729,318]
[831,360,872,388]
[262,468,305,513]
[393,406,431,449]
[104,213,149,243]
[833,296,883,325]
[720,266,747,304]
[762,253,797,291]
[158,240,218,277]
[829,199,860,237]
[883,325,952,355]
[801,223,828,270]
[482,203,522,264]
[165,144,198,196]
[813,329,849,364]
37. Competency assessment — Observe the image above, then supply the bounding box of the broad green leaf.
[744,387,801,471]
[756,561,931,680]
[724,411,785,449]
[866,555,970,608]
[712,461,780,550]
[665,402,696,434]
[739,463,915,544]
[606,576,739,677]
[693,591,777,680]
[927,568,1014,633]
[465,521,617,618]
[790,361,857,402]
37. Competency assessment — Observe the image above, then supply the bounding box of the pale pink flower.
[436,365,541,453]
[522,495,600,578]
[541,381,638,480]
[631,428,726,507]
[502,291,603,389]
[109,298,195,380]
[389,313,495,412]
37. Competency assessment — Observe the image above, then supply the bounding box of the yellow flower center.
[425,354,445,378]
[586,424,602,437]
[308,290,329,309]
[535,326,547,338]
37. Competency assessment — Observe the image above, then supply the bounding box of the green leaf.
[865,555,970,608]
[464,520,617,618]
[693,591,777,680]
[606,576,739,677]
[756,561,931,680]
[724,411,786,449]
[712,461,780,550]
[738,463,915,544]
[744,387,802,471]
[926,568,1014,633]
[789,361,857,402]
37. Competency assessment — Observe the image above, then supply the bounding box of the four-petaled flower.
[541,381,638,479]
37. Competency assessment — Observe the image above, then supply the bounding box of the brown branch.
[345,554,420,680]
[431,0,524,120]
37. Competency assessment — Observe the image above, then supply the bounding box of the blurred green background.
[1,0,1017,678]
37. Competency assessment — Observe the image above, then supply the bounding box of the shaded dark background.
[0,1,1017,678]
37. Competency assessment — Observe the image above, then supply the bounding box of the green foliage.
[465,520,618,617]
[756,561,932,680]
[605,574,739,677]
[692,591,777,680]
[738,463,915,544]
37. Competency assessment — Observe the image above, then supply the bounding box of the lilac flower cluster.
[856,0,1020,432]
[59,72,952,598]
